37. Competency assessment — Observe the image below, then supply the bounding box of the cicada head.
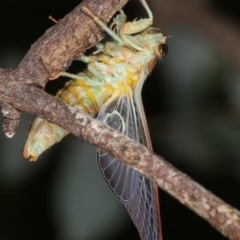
[138,27,168,59]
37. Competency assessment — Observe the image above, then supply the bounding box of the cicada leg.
[109,9,127,35]
[81,7,124,45]
[119,0,154,51]
[92,43,105,54]
[82,0,153,52]
[59,71,102,86]
[78,54,97,63]
[121,0,153,35]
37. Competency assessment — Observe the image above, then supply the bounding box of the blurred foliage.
[0,0,240,239]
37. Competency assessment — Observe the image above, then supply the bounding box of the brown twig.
[0,0,240,239]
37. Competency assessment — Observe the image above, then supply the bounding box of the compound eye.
[159,44,168,58]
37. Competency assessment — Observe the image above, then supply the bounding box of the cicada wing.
[97,95,161,240]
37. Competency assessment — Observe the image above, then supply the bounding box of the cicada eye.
[159,44,168,58]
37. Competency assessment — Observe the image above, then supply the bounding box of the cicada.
[23,0,168,239]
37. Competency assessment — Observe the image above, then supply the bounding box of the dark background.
[0,0,240,239]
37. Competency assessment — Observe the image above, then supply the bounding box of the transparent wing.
[97,95,161,240]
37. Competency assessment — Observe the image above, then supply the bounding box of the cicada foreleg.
[82,7,124,45]
[121,0,153,36]
[82,0,153,50]
[119,0,154,51]
[109,9,127,35]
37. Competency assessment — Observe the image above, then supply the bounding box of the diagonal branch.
[0,0,240,239]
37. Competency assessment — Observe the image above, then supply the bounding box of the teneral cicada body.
[23,0,167,239]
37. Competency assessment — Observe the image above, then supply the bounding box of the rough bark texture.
[0,0,239,239]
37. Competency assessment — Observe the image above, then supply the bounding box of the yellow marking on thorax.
[114,58,125,64]
[60,85,89,114]
[126,68,139,88]
[115,81,133,99]
[103,68,139,103]
[104,84,115,101]
[74,79,99,113]
[104,81,132,105]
